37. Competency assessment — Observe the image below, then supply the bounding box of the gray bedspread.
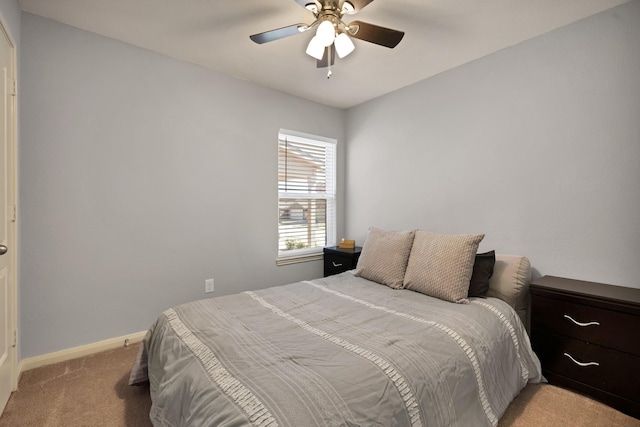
[131,272,542,427]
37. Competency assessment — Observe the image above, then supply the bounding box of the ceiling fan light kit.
[250,0,404,76]
[315,19,337,46]
[305,35,326,59]
[334,32,355,58]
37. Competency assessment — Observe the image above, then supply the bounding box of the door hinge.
[10,79,16,97]
[11,204,16,222]
[12,329,17,347]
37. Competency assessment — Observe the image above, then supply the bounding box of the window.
[277,129,336,264]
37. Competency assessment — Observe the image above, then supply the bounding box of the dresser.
[323,246,362,277]
[530,276,640,419]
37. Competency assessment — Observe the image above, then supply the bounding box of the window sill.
[276,252,323,266]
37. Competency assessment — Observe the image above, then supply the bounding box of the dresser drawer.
[324,254,356,275]
[532,331,640,403]
[530,276,640,418]
[531,294,640,356]
[323,246,361,277]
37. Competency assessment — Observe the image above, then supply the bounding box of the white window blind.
[277,129,336,263]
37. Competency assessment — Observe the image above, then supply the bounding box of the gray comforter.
[131,272,542,426]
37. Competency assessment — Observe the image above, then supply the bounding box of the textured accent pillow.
[355,227,415,289]
[403,230,484,303]
[468,250,496,298]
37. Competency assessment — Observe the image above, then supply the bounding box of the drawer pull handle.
[332,262,343,267]
[563,315,599,327]
[563,352,600,367]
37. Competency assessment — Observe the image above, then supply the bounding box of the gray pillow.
[404,230,484,303]
[355,227,415,289]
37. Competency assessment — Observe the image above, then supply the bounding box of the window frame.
[276,129,337,265]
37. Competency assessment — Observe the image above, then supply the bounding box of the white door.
[0,17,16,415]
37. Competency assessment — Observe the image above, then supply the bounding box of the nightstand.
[323,246,362,277]
[530,276,640,419]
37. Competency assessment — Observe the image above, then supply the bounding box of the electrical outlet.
[205,278,214,293]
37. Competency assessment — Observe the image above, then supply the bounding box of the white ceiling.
[19,0,630,109]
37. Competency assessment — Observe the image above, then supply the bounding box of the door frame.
[0,9,18,397]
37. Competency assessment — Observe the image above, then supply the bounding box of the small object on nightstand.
[530,275,640,419]
[323,245,362,277]
[338,239,356,249]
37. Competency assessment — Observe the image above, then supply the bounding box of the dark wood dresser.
[323,246,362,277]
[530,275,640,419]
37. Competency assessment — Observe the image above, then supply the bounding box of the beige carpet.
[1,343,638,426]
[498,383,640,427]
[0,344,152,427]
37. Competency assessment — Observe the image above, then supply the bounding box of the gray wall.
[19,13,345,359]
[18,1,640,360]
[0,0,19,48]
[346,1,640,288]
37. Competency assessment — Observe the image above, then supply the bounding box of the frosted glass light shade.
[316,20,335,47]
[335,33,355,58]
[306,36,325,60]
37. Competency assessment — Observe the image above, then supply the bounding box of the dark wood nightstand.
[323,246,362,277]
[530,275,640,419]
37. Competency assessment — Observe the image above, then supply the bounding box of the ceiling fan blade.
[348,20,404,48]
[317,45,336,68]
[341,0,374,13]
[250,24,307,44]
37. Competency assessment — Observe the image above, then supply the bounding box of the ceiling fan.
[250,0,404,75]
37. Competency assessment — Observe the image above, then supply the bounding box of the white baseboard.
[18,330,147,375]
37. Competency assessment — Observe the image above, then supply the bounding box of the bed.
[130,228,542,426]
